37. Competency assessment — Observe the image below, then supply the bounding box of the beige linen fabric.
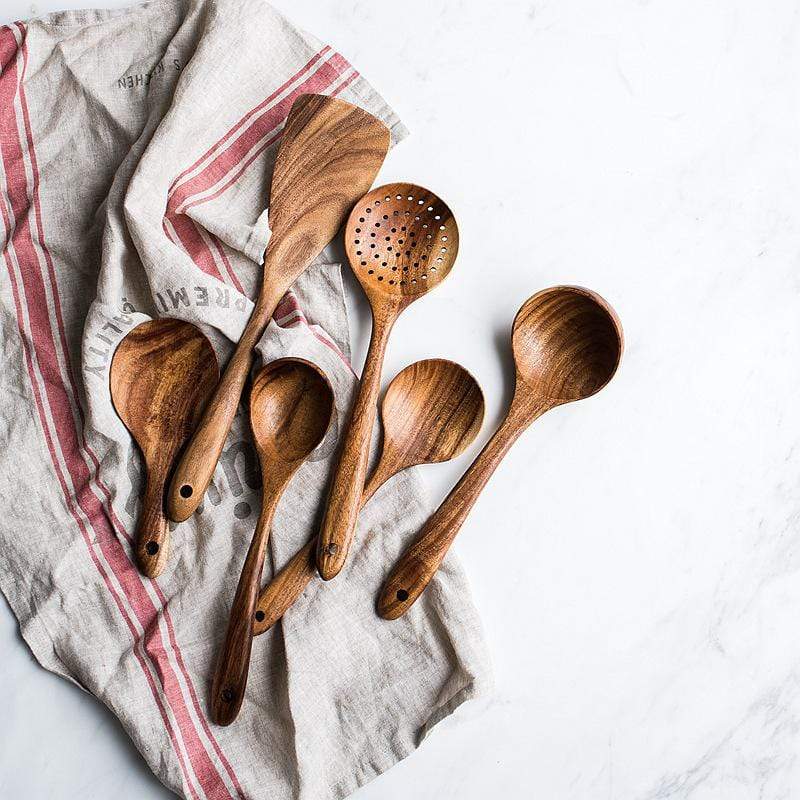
[0,1,491,798]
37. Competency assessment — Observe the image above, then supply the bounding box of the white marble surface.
[3,0,800,797]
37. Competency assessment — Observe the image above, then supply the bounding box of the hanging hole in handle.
[145,541,159,556]
[396,589,409,602]
[254,610,265,622]
[179,485,193,498]
[221,688,236,703]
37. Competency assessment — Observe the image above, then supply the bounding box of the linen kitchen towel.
[0,1,491,799]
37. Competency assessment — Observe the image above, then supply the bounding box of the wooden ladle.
[110,319,218,578]
[167,94,389,523]
[316,183,460,580]
[252,358,484,634]
[211,358,333,726]
[377,286,624,619]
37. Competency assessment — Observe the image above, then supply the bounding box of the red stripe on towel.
[2,22,244,800]
[170,53,354,217]
[0,24,206,800]
[168,46,331,197]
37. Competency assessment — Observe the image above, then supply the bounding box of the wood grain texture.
[316,184,459,580]
[166,94,390,523]
[377,286,624,619]
[210,358,333,726]
[252,358,484,634]
[110,319,218,578]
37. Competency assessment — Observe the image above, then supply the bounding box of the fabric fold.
[0,2,490,798]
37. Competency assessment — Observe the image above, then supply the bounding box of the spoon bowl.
[250,359,334,463]
[364,358,483,495]
[345,183,459,297]
[512,286,623,404]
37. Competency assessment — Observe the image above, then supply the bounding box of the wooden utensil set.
[109,93,624,726]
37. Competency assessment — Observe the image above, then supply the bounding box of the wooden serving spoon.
[167,94,389,523]
[316,183,460,580]
[377,286,624,619]
[110,319,218,578]
[211,358,333,726]
[251,358,484,634]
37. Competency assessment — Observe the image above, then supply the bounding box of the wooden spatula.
[167,94,390,522]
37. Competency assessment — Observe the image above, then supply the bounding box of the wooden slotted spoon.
[110,319,218,577]
[377,286,624,619]
[252,358,484,634]
[316,183,460,580]
[211,358,334,725]
[167,94,390,523]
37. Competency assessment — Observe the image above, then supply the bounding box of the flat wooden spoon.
[377,286,624,619]
[210,358,333,726]
[167,94,389,523]
[110,319,218,578]
[317,183,459,580]
[252,358,484,634]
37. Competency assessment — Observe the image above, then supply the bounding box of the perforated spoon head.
[511,286,623,407]
[344,182,459,305]
[380,358,484,467]
[250,359,334,471]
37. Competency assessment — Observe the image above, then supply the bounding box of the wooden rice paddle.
[211,359,334,725]
[377,286,624,619]
[110,319,218,577]
[251,358,484,634]
[316,183,460,580]
[167,94,390,522]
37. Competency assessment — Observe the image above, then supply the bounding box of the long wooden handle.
[135,469,170,578]
[210,480,280,725]
[316,309,396,580]
[253,457,391,634]
[252,539,315,635]
[377,400,545,619]
[167,291,279,522]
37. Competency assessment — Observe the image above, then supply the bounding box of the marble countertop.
[2,0,799,798]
